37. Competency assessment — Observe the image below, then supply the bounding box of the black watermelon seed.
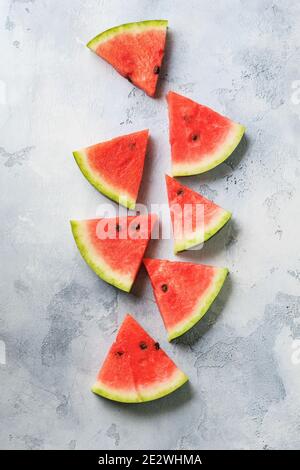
[154,342,160,350]
[135,223,140,231]
[153,65,160,75]
[126,75,132,83]
[191,134,199,141]
[177,189,184,196]
[116,224,121,232]
[139,341,147,350]
[116,351,124,356]
[161,284,168,293]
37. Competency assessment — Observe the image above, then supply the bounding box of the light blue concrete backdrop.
[0,0,300,450]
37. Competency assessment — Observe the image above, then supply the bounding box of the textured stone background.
[1,0,300,450]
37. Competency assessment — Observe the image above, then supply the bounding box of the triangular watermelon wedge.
[166,175,231,253]
[92,314,188,403]
[144,258,228,341]
[73,130,149,209]
[87,20,168,97]
[167,91,245,176]
[71,214,157,292]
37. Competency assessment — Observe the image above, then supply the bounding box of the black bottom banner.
[0,449,294,465]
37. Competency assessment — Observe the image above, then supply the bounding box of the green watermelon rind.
[73,150,136,210]
[168,268,229,341]
[87,20,168,51]
[91,382,141,403]
[172,123,245,177]
[174,209,232,253]
[91,369,188,403]
[137,369,188,402]
[70,220,133,292]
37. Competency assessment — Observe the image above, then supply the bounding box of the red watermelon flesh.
[144,258,228,341]
[92,314,188,403]
[73,130,149,209]
[87,20,168,97]
[70,214,157,292]
[167,91,245,176]
[166,175,231,252]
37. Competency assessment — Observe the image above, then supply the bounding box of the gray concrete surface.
[1,0,300,450]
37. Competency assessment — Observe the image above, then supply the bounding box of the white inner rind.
[137,368,188,401]
[172,123,245,177]
[73,149,135,209]
[71,220,133,292]
[87,20,168,50]
[92,368,188,403]
[92,381,141,403]
[174,208,231,253]
[167,268,228,341]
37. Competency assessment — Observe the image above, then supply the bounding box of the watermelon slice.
[167,91,245,176]
[70,214,157,292]
[92,314,188,402]
[87,20,168,97]
[144,258,228,341]
[166,175,231,253]
[73,130,149,209]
